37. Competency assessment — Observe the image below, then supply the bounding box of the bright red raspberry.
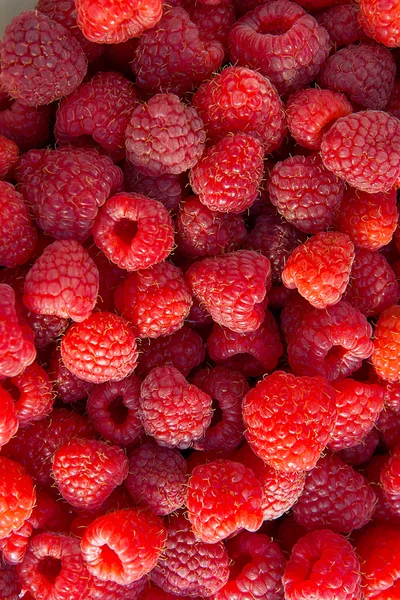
[356,524,400,598]
[139,365,212,449]
[381,447,400,506]
[49,347,95,404]
[187,459,264,543]
[0,561,21,600]
[0,457,35,539]
[186,250,271,333]
[293,454,376,533]
[184,0,235,47]
[61,312,138,384]
[132,8,224,95]
[192,66,285,153]
[282,232,354,309]
[125,94,205,177]
[316,3,367,48]
[379,378,400,413]
[0,11,87,107]
[125,443,187,516]
[243,371,336,472]
[87,375,143,446]
[0,182,37,269]
[0,100,51,152]
[320,110,400,193]
[359,0,400,47]
[229,1,330,96]
[283,529,362,600]
[15,147,122,242]
[338,428,380,466]
[150,512,229,597]
[0,135,18,180]
[80,509,166,584]
[189,134,264,214]
[93,192,174,272]
[372,305,400,383]
[0,520,32,566]
[0,386,18,449]
[286,88,353,151]
[4,362,54,427]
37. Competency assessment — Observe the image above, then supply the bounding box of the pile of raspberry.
[1,0,400,597]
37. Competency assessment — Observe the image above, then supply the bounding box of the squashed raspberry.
[316,3,367,48]
[0,100,51,151]
[49,347,95,404]
[359,0,400,47]
[0,135,18,180]
[4,362,54,427]
[0,457,35,539]
[356,524,400,599]
[0,386,18,449]
[0,182,37,269]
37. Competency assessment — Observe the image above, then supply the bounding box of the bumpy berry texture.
[372,305,400,383]
[356,524,400,599]
[4,362,54,426]
[0,11,87,107]
[49,347,95,404]
[0,520,32,566]
[377,407,400,451]
[125,94,205,177]
[0,100,51,152]
[316,3,366,48]
[359,0,400,47]
[283,529,362,600]
[0,560,21,599]
[25,311,68,351]
[0,135,18,180]
[187,459,264,543]
[243,371,336,472]
[0,182,37,269]
[229,0,331,96]
[0,386,18,449]
[0,457,35,539]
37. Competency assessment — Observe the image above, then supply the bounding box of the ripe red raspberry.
[89,576,147,600]
[378,407,400,451]
[0,11,87,107]
[0,457,35,539]
[87,375,143,446]
[186,250,271,333]
[366,455,400,522]
[80,509,166,584]
[4,362,54,427]
[338,428,380,466]
[293,454,376,533]
[359,0,400,47]
[229,1,330,96]
[187,459,264,543]
[243,371,336,472]
[192,66,285,153]
[286,88,353,151]
[189,134,264,214]
[280,293,312,345]
[49,347,95,404]
[0,386,18,449]
[316,3,367,48]
[282,232,354,309]
[320,110,400,193]
[93,192,174,272]
[125,443,187,516]
[25,312,68,350]
[356,524,400,598]
[132,8,224,95]
[0,182,37,269]
[381,447,400,505]
[184,0,235,47]
[372,306,400,383]
[139,365,212,449]
[268,156,344,235]
[0,561,21,600]
[15,147,122,242]
[150,512,229,597]
[0,100,51,152]
[125,94,205,177]
[0,520,32,566]
[283,529,362,600]
[0,136,18,180]
[61,312,138,384]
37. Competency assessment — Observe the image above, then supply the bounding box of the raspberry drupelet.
[0,135,18,180]
[359,0,400,47]
[4,362,54,427]
[356,524,400,598]
[49,347,95,404]
[0,182,37,269]
[0,386,18,449]
[0,457,36,540]
[372,305,400,383]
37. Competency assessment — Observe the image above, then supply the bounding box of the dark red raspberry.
[186,250,271,333]
[283,529,362,600]
[0,182,37,269]
[49,347,95,404]
[293,454,376,533]
[93,192,174,272]
[0,457,35,539]
[187,459,264,543]
[243,371,336,472]
[192,66,285,153]
[378,407,400,451]
[61,312,138,384]
[316,3,367,48]
[0,11,87,107]
[150,512,229,597]
[4,362,54,427]
[320,110,400,193]
[87,375,143,446]
[89,576,147,600]
[15,147,122,242]
[132,8,224,95]
[379,379,400,413]
[357,524,400,599]
[280,293,312,345]
[80,509,166,584]
[25,312,68,350]
[286,88,353,151]
[139,365,212,449]
[229,1,330,96]
[0,560,21,600]
[366,455,400,522]
[125,443,187,516]
[338,428,380,466]
[185,297,212,327]
[359,0,400,47]
[386,78,400,120]
[0,136,18,180]
[372,305,400,383]
[0,100,51,152]
[184,0,235,47]
[0,386,18,449]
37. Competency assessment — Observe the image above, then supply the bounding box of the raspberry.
[282,232,354,309]
[115,262,192,338]
[55,72,138,161]
[316,4,367,48]
[150,512,229,597]
[49,347,95,404]
[372,305,400,383]
[379,379,400,413]
[61,312,138,384]
[192,66,285,153]
[93,193,174,272]
[293,454,376,533]
[0,560,21,600]
[0,457,35,539]
[4,362,54,427]
[366,454,400,523]
[0,386,18,449]
[337,428,380,466]
[381,447,400,505]
[0,136,18,180]
[185,297,212,327]
[286,88,353,151]
[125,443,187,516]
[359,0,400,47]
[243,371,336,472]
[0,182,37,268]
[0,11,87,107]
[0,521,32,566]
[76,0,163,43]
[189,134,264,214]
[25,312,68,350]
[139,365,212,449]
[283,529,362,600]
[15,147,123,242]
[176,196,247,259]
[0,100,51,152]
[320,110,400,193]
[229,1,330,96]
[89,576,147,600]
[86,375,143,446]
[356,524,400,598]
[268,156,345,235]
[280,293,313,345]
[378,407,400,451]
[184,0,235,47]
[187,459,264,543]
[186,250,271,333]
[80,509,166,584]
